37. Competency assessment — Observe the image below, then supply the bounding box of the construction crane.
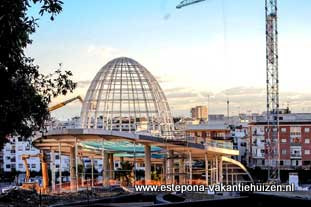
[21,96,84,193]
[21,153,48,193]
[48,95,83,112]
[265,0,280,183]
[176,0,280,182]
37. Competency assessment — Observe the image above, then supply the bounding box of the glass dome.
[80,57,174,138]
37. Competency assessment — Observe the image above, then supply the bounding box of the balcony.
[205,139,233,150]
[290,138,301,146]
[290,132,301,137]
[291,153,302,159]
[252,153,264,158]
[253,131,264,136]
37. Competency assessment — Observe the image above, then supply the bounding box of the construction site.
[1,0,311,206]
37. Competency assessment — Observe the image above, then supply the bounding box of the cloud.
[77,80,91,88]
[164,86,311,116]
[86,45,127,63]
[166,91,198,99]
[221,87,265,96]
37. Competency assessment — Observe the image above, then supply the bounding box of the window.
[305,128,310,133]
[291,137,301,144]
[305,139,310,144]
[281,128,287,133]
[281,138,287,143]
[285,160,291,166]
[55,155,59,160]
[291,127,301,133]
[290,127,301,137]
[291,160,299,166]
[305,150,310,155]
[282,149,287,155]
[18,164,23,169]
[240,142,246,147]
[31,164,36,168]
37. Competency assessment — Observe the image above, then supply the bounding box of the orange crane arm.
[22,155,30,182]
[48,95,83,112]
[21,153,49,192]
[22,154,42,182]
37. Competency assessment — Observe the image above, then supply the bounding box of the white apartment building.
[2,117,124,174]
[3,136,71,173]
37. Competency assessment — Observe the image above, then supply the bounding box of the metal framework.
[265,0,280,182]
[80,57,174,138]
[176,0,206,9]
[176,0,281,182]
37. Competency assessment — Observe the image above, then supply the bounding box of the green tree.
[115,161,134,185]
[0,0,76,148]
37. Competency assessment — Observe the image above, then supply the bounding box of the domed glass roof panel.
[80,57,174,138]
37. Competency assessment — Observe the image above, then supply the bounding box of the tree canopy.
[0,0,76,147]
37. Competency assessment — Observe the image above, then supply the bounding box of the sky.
[25,0,311,120]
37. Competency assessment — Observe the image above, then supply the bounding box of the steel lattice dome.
[80,57,174,138]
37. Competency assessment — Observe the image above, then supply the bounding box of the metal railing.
[205,139,233,150]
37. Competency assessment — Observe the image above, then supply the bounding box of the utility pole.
[227,99,230,124]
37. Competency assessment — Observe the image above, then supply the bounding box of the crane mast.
[265,0,280,182]
[177,0,281,182]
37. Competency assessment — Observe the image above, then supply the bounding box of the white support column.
[209,160,214,185]
[211,160,214,185]
[51,150,56,193]
[226,164,229,185]
[179,156,185,185]
[81,157,85,187]
[231,168,234,184]
[162,158,166,184]
[75,138,79,191]
[91,156,94,187]
[133,141,137,184]
[167,150,174,184]
[103,152,109,186]
[120,157,124,184]
[219,156,223,183]
[205,153,208,186]
[70,146,75,192]
[189,151,192,184]
[109,153,114,179]
[101,144,104,186]
[215,156,219,184]
[58,142,62,193]
[144,145,151,183]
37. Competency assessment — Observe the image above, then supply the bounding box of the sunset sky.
[26,0,311,120]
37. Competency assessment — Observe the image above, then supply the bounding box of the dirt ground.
[0,188,127,207]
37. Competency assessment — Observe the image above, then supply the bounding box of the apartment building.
[191,106,208,120]
[249,110,311,170]
[184,114,231,144]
